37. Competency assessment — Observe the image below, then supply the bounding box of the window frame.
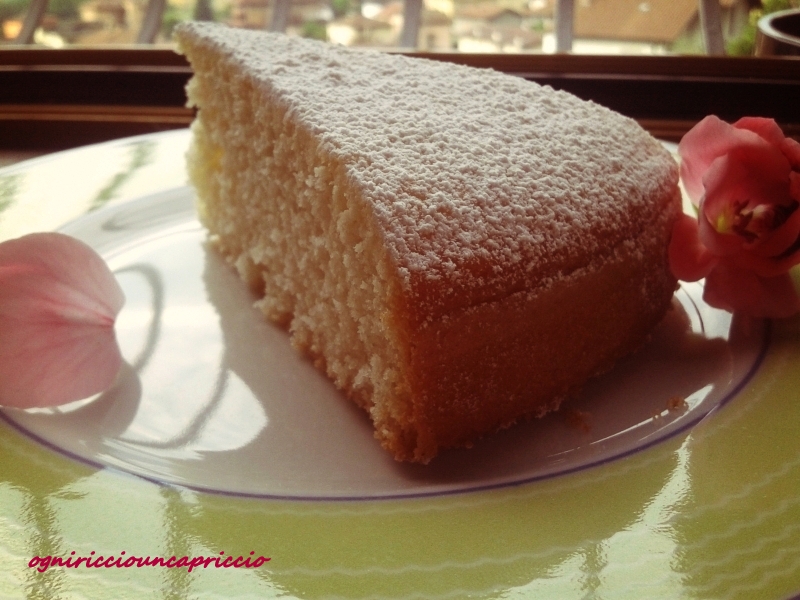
[1,46,798,152]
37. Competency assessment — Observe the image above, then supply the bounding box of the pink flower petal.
[0,233,125,408]
[703,261,800,319]
[700,147,791,229]
[734,117,788,148]
[737,117,800,170]
[698,148,796,270]
[678,115,800,318]
[782,137,800,170]
[747,201,800,269]
[696,196,744,259]
[678,116,771,205]
[668,213,718,281]
[791,171,800,202]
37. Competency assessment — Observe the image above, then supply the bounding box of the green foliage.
[301,20,328,40]
[330,0,350,19]
[161,3,191,39]
[727,13,758,55]
[669,23,705,54]
[527,18,544,33]
[0,0,87,21]
[763,0,800,12]
[727,0,800,55]
[48,0,89,19]
[0,0,27,23]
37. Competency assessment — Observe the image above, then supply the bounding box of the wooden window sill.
[1,48,798,152]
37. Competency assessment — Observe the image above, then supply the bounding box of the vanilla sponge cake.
[175,23,681,463]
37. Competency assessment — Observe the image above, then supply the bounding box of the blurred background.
[1,0,797,54]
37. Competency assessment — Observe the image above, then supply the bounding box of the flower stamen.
[730,199,798,243]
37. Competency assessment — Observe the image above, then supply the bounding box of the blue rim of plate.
[0,319,772,502]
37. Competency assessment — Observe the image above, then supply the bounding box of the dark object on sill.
[756,9,800,56]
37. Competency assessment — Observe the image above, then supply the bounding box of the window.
[2,0,798,55]
[1,0,798,161]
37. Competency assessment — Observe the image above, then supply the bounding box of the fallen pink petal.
[0,232,125,409]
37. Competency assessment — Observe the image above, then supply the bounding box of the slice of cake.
[175,23,681,463]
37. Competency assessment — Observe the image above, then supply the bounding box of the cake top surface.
[177,23,678,317]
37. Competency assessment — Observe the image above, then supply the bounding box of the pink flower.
[0,232,125,408]
[669,115,800,318]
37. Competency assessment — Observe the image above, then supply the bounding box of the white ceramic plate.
[1,130,798,600]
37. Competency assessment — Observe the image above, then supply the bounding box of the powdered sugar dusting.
[178,23,678,316]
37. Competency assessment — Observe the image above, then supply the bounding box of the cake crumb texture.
[176,23,681,463]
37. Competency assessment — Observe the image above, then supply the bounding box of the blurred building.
[372,1,453,49]
[453,3,548,51]
[548,0,750,53]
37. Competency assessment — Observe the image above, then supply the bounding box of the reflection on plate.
[1,186,769,500]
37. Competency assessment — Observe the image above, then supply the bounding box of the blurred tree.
[0,0,28,23]
[48,0,89,19]
[193,0,214,21]
[727,0,800,55]
[301,20,327,40]
[161,3,191,38]
[331,0,350,18]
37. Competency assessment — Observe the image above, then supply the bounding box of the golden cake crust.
[385,205,679,461]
